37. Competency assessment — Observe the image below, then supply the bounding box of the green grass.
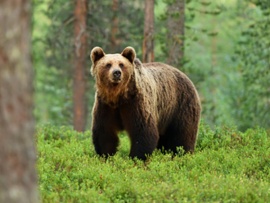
[37,124,270,202]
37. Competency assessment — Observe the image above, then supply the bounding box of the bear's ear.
[90,47,105,64]
[121,46,136,64]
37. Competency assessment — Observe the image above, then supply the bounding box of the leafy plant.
[37,124,270,202]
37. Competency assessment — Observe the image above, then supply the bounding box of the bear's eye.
[119,63,124,69]
[106,63,112,69]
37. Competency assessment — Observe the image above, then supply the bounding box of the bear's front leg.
[125,115,159,160]
[92,127,119,157]
[92,100,121,157]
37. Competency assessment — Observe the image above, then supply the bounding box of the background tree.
[0,0,39,202]
[34,0,75,126]
[73,0,88,132]
[110,0,120,52]
[166,0,185,67]
[184,0,222,127]
[143,0,155,63]
[233,0,270,130]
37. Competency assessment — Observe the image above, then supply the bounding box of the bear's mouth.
[110,79,121,86]
[111,77,121,83]
[112,83,119,87]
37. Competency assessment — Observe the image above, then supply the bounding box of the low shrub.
[37,124,270,202]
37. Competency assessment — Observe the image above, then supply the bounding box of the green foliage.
[183,0,237,127]
[37,124,270,202]
[233,0,270,130]
[33,0,270,131]
[33,0,74,125]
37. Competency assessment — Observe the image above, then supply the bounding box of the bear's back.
[137,62,200,134]
[141,62,195,94]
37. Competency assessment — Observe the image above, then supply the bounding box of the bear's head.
[90,47,136,87]
[90,47,136,105]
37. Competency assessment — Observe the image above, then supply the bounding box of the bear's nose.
[113,70,121,79]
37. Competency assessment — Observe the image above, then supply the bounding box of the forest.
[32,0,270,131]
[0,0,269,202]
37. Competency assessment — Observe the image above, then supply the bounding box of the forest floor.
[37,124,270,202]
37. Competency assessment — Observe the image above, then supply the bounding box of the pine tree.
[0,0,39,202]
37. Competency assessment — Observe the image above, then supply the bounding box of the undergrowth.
[37,123,270,202]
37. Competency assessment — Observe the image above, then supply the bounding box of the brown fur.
[90,46,201,160]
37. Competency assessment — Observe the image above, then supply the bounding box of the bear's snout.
[112,69,122,81]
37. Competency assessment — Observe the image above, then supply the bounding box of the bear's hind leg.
[157,135,168,153]
[161,124,197,155]
[127,125,159,160]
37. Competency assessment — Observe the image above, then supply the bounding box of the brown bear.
[90,46,201,160]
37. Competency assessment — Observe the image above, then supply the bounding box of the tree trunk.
[110,0,120,52]
[0,1,39,202]
[166,0,185,67]
[73,0,88,132]
[142,0,155,63]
